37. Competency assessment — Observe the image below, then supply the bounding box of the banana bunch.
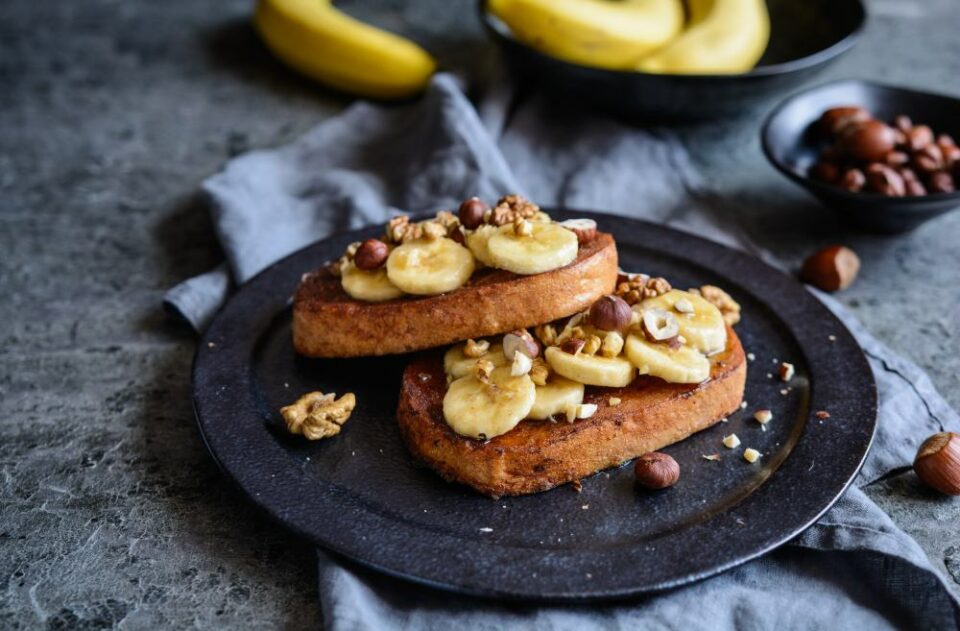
[488,0,770,75]
[254,0,436,99]
[636,0,770,74]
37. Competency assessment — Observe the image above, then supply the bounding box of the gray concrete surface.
[1,0,957,628]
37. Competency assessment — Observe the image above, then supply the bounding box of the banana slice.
[487,223,579,275]
[464,224,498,267]
[544,346,636,388]
[638,290,727,354]
[341,262,405,302]
[624,333,710,384]
[528,376,585,421]
[442,367,536,439]
[443,343,508,379]
[386,237,475,295]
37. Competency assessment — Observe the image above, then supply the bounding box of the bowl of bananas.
[479,0,866,122]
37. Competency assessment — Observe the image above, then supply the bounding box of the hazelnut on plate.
[634,452,680,490]
[914,432,960,495]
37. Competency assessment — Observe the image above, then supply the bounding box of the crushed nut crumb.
[815,410,831,420]
[583,334,602,356]
[514,217,533,237]
[534,323,557,347]
[608,396,622,406]
[702,454,721,461]
[475,358,494,384]
[743,448,761,463]
[529,358,550,386]
[600,331,625,358]
[723,433,741,449]
[754,409,773,424]
[747,352,756,361]
[779,362,795,381]
[577,403,598,419]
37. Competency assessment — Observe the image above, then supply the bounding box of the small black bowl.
[478,0,865,122]
[761,79,960,233]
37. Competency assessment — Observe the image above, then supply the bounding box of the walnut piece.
[534,323,558,347]
[582,334,602,356]
[614,273,671,305]
[475,358,495,384]
[690,284,741,326]
[463,338,490,358]
[281,391,356,440]
[487,194,540,226]
[529,358,550,386]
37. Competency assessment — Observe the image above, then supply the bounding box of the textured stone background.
[1,0,957,628]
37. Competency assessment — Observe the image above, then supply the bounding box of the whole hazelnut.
[353,239,389,270]
[884,151,909,167]
[502,329,539,361]
[818,106,871,136]
[449,226,466,245]
[840,168,866,192]
[800,245,860,292]
[865,163,906,197]
[589,295,633,333]
[838,120,897,162]
[457,197,488,230]
[928,171,956,194]
[894,114,913,133]
[809,161,839,184]
[912,144,944,174]
[559,218,597,244]
[905,179,927,196]
[913,432,960,495]
[634,452,680,490]
[907,125,934,151]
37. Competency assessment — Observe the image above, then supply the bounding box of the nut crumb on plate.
[779,362,795,381]
[754,409,773,424]
[816,410,831,420]
[743,448,762,463]
[702,454,721,461]
[723,434,741,449]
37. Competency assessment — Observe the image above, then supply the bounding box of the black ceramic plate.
[762,79,960,233]
[193,211,876,601]
[479,0,865,121]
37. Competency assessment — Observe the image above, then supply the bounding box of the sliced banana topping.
[528,376,585,421]
[443,343,508,379]
[624,333,710,384]
[486,222,579,275]
[386,237,475,295]
[464,224,498,267]
[340,262,405,302]
[544,346,636,388]
[442,367,536,440]
[638,289,727,354]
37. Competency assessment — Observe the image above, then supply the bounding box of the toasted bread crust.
[293,233,618,357]
[396,327,746,497]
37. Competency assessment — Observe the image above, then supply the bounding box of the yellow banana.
[488,0,684,70]
[637,0,769,74]
[254,0,436,99]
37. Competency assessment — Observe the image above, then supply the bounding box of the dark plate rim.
[192,211,877,602]
[760,78,960,206]
[477,0,866,81]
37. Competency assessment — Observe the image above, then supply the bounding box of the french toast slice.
[396,326,746,497]
[293,232,617,357]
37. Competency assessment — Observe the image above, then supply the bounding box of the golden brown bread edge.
[396,326,746,497]
[293,232,618,357]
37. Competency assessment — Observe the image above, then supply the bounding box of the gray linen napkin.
[165,74,960,630]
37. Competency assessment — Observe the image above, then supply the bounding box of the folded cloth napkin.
[165,74,960,630]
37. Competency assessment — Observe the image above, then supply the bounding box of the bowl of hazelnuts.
[761,79,960,233]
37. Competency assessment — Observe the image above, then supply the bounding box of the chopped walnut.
[280,391,356,440]
[690,284,741,326]
[386,215,415,243]
[529,358,550,386]
[614,273,671,305]
[422,220,446,241]
[487,194,540,226]
[434,210,459,229]
[475,358,495,384]
[778,362,795,382]
[583,334,602,356]
[463,339,490,358]
[513,217,533,237]
[534,323,558,347]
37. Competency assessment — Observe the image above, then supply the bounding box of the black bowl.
[761,79,960,233]
[478,0,865,122]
